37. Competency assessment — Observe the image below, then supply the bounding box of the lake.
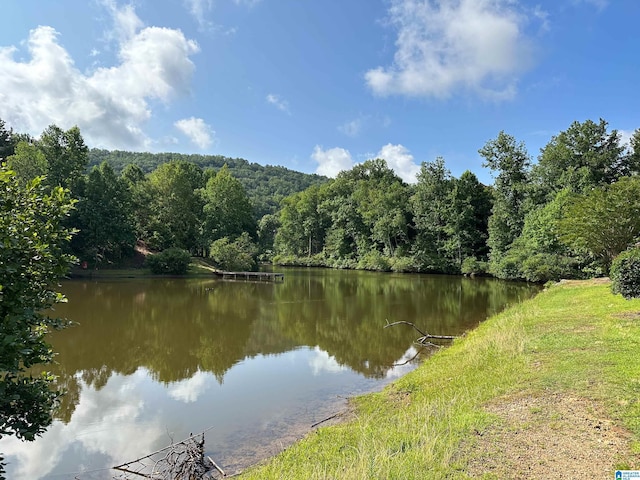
[0,268,540,479]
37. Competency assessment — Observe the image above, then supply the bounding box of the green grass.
[240,280,640,479]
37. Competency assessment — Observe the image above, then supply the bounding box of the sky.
[1,0,639,184]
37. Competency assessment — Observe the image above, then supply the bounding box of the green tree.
[209,232,258,271]
[0,167,75,462]
[257,213,280,257]
[73,162,136,265]
[411,158,455,271]
[201,165,256,246]
[146,161,204,252]
[5,141,48,186]
[0,119,17,161]
[38,125,88,192]
[558,176,640,272]
[479,131,531,275]
[500,190,582,282]
[532,119,628,201]
[446,171,493,267]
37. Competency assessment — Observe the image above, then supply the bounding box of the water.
[0,268,539,479]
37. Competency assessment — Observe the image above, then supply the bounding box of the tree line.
[273,119,640,282]
[1,117,640,281]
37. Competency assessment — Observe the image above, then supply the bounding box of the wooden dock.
[221,271,284,282]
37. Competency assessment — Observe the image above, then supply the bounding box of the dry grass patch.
[464,391,639,479]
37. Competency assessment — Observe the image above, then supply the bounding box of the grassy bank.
[240,279,640,479]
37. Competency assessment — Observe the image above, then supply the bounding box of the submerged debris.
[112,432,224,480]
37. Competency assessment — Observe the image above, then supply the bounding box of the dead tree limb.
[384,320,457,341]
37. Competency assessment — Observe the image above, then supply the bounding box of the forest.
[1,118,640,282]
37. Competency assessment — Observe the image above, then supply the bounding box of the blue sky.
[0,0,638,184]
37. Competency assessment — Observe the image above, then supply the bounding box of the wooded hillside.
[88,149,328,218]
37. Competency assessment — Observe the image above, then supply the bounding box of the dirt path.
[463,391,639,479]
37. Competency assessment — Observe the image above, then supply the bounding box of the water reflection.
[0,268,539,478]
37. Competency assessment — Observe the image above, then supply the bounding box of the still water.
[0,268,540,479]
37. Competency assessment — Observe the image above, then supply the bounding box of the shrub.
[461,257,488,276]
[390,256,419,273]
[209,233,258,272]
[145,248,191,275]
[357,250,391,271]
[610,247,640,299]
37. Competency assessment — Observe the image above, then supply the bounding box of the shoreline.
[238,279,640,479]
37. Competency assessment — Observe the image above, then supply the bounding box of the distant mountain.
[88,149,328,218]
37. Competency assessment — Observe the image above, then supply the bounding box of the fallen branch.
[384,320,457,341]
[311,411,344,428]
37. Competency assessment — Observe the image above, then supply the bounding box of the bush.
[357,250,391,271]
[461,257,488,276]
[145,248,191,275]
[390,256,419,273]
[210,233,258,272]
[610,247,640,299]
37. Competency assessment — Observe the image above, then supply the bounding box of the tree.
[5,141,48,185]
[0,119,16,161]
[209,233,258,271]
[558,176,640,272]
[146,161,204,252]
[500,190,582,282]
[201,165,256,246]
[446,171,493,267]
[532,119,628,200]
[411,158,455,271]
[479,131,531,275]
[73,162,136,265]
[38,125,88,192]
[0,167,75,463]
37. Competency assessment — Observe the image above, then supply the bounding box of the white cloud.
[0,370,163,480]
[377,143,420,183]
[312,145,354,177]
[0,2,199,150]
[365,0,536,100]
[167,370,211,403]
[309,347,348,375]
[339,118,364,137]
[619,129,636,152]
[184,0,213,29]
[175,117,215,149]
[266,93,290,114]
[313,143,420,182]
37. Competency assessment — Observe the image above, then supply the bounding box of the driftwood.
[113,429,223,479]
[384,320,457,347]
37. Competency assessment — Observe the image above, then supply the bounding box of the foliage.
[5,141,47,185]
[257,213,280,259]
[610,248,640,299]
[0,119,18,161]
[88,148,328,219]
[201,164,256,245]
[478,131,530,269]
[357,250,391,272]
[494,190,582,282]
[0,167,75,446]
[558,176,640,271]
[145,161,205,253]
[145,248,192,275]
[73,162,136,265]
[460,257,489,276]
[38,125,88,193]
[209,233,258,272]
[532,119,630,201]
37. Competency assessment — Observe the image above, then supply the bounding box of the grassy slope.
[240,280,640,479]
